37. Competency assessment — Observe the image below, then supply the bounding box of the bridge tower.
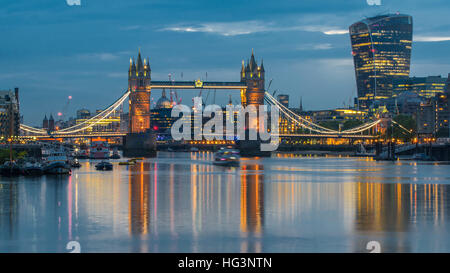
[128,49,151,133]
[240,49,265,107]
[124,50,156,158]
[236,50,271,156]
[240,50,265,134]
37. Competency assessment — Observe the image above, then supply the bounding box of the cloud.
[323,30,349,35]
[300,25,348,35]
[76,51,133,62]
[161,21,270,36]
[317,58,353,67]
[297,43,334,51]
[415,36,450,42]
[161,20,348,36]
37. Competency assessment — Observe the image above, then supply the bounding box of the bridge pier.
[122,131,157,158]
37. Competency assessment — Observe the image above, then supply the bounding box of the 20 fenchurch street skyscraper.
[349,14,413,109]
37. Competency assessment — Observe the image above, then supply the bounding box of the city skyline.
[1,0,450,126]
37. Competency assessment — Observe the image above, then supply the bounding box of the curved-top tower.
[350,14,413,109]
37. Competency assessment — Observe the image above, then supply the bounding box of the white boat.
[90,141,110,159]
[111,147,121,159]
[43,149,71,175]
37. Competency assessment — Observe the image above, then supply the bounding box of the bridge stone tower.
[124,49,156,158]
[240,49,265,107]
[128,49,151,133]
[237,50,271,156]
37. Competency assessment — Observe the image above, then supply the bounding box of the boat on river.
[213,148,240,167]
[43,149,71,175]
[95,161,113,171]
[0,161,22,176]
[23,162,43,176]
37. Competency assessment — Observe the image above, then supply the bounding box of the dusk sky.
[1,0,450,126]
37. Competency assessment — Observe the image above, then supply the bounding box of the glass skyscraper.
[349,14,413,109]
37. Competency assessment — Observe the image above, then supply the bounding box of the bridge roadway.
[21,132,377,139]
[150,81,247,90]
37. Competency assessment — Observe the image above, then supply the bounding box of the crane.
[59,95,72,120]
[174,90,182,105]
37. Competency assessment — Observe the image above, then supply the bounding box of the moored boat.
[213,147,240,167]
[23,162,43,176]
[43,149,71,175]
[111,147,121,159]
[95,161,113,171]
[119,159,136,165]
[0,161,22,176]
[71,159,82,168]
[90,141,110,159]
[76,149,89,159]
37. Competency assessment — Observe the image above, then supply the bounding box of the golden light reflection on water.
[128,161,150,235]
[1,153,450,252]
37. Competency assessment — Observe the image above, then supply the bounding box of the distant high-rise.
[393,76,447,99]
[76,108,91,120]
[0,89,20,137]
[277,94,289,108]
[350,14,413,109]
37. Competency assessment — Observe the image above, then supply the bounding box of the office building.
[417,103,435,135]
[394,76,447,98]
[350,14,413,109]
[77,109,91,120]
[0,89,20,137]
[277,94,289,108]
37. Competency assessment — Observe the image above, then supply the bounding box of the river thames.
[1,152,450,253]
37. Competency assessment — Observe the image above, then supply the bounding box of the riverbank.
[275,150,356,157]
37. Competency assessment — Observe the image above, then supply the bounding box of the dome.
[156,90,172,109]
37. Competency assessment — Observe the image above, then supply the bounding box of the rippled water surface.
[1,152,450,253]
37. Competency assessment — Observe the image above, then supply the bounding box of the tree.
[391,114,416,142]
[319,120,340,131]
[343,119,364,130]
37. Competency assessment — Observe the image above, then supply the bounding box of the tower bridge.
[127,49,264,134]
[19,49,388,148]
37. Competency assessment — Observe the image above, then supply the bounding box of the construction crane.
[58,95,72,120]
[205,90,211,104]
[266,79,273,93]
[174,90,182,105]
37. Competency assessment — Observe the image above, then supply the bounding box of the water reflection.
[128,162,150,235]
[1,153,450,252]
